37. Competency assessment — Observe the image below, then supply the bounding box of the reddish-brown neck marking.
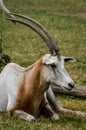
[14,58,49,116]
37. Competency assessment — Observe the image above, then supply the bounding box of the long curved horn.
[7,17,56,53]
[11,13,60,56]
[0,1,60,56]
[0,0,14,18]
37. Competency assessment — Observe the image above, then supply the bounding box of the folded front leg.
[44,104,59,120]
[40,95,59,121]
[46,86,63,112]
[12,110,35,121]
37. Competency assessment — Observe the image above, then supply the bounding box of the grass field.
[0,0,86,129]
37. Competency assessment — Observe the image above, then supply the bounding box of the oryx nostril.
[68,83,74,89]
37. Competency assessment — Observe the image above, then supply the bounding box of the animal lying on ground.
[0,54,75,121]
[0,0,86,121]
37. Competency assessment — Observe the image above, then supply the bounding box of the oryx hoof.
[50,113,59,121]
[26,115,36,121]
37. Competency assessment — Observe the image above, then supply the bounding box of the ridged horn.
[11,13,60,56]
[7,17,56,53]
[0,0,14,18]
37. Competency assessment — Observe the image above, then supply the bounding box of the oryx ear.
[42,55,56,65]
[63,57,76,63]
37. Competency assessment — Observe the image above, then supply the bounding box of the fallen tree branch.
[52,85,86,99]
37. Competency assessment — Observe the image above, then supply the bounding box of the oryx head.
[7,13,76,91]
[43,54,75,91]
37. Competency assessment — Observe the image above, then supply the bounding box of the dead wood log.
[52,85,86,99]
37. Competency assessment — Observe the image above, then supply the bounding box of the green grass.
[0,0,86,129]
[0,96,86,130]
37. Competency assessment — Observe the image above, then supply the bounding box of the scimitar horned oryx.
[0,12,86,121]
